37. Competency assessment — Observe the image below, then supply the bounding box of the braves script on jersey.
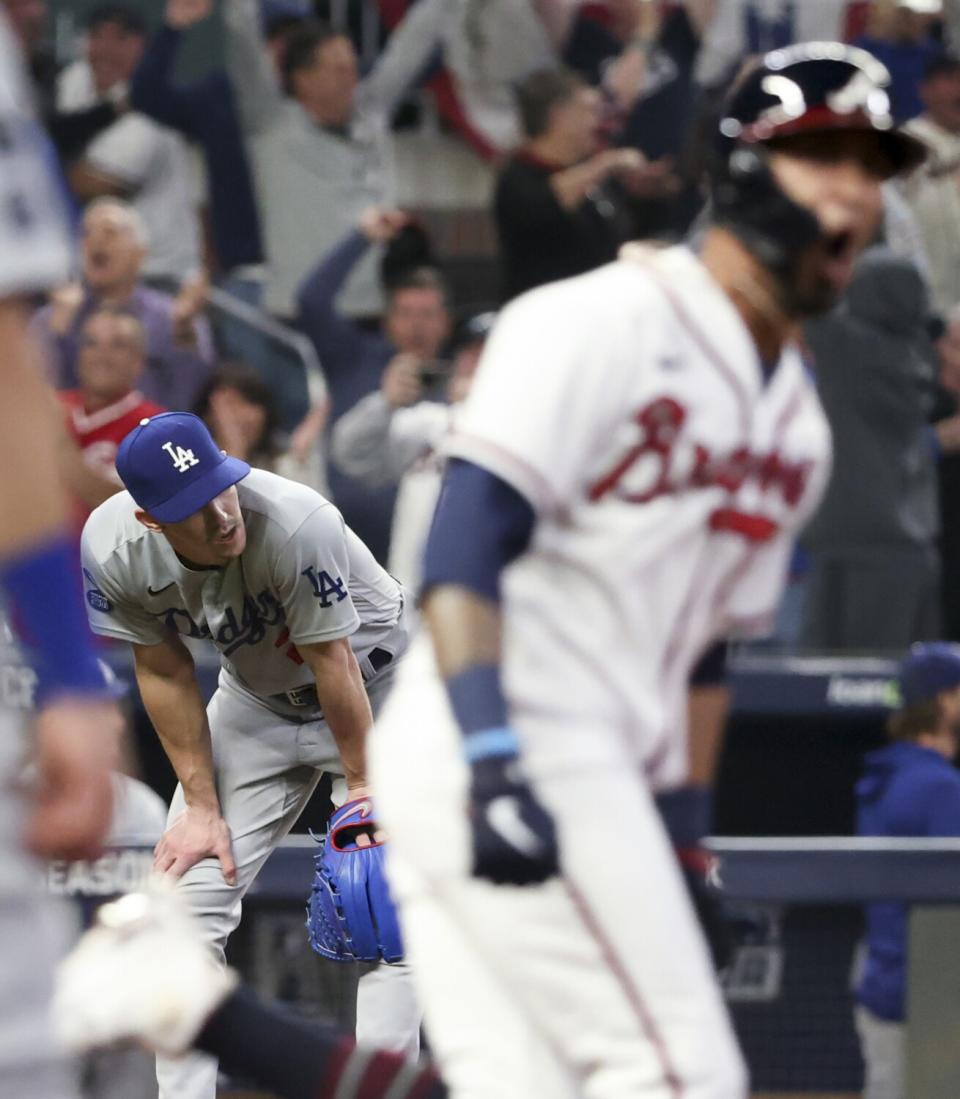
[448,243,831,785]
[80,468,405,709]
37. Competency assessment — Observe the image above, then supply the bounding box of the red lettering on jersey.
[587,397,813,512]
[588,398,686,503]
[709,508,779,543]
[274,627,304,666]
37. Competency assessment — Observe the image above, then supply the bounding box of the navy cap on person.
[116,412,250,524]
[898,642,960,706]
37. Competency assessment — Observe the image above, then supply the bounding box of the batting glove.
[465,728,559,886]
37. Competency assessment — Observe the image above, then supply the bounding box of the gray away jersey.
[80,469,405,703]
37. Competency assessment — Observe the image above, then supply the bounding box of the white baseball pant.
[368,637,748,1099]
[156,668,421,1099]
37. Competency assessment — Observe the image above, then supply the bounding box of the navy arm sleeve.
[130,26,264,269]
[296,230,376,365]
[129,27,193,131]
[421,458,535,604]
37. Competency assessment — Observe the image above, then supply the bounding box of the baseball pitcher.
[80,411,418,1099]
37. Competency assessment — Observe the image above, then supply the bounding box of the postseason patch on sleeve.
[83,569,113,614]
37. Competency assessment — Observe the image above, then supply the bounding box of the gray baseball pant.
[156,668,421,1099]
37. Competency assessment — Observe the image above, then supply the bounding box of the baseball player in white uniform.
[79,411,418,1099]
[0,10,123,1099]
[368,44,927,1098]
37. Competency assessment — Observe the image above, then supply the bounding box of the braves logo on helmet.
[717,43,916,156]
[709,41,926,303]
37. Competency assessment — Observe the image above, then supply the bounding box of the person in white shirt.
[59,3,202,288]
[332,312,494,593]
[902,53,960,314]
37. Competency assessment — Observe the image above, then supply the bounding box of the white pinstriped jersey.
[0,13,72,296]
[447,244,832,788]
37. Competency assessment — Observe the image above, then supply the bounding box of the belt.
[277,646,394,709]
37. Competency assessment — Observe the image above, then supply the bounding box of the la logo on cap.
[162,440,201,474]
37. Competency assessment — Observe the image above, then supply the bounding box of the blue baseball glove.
[305,797,404,963]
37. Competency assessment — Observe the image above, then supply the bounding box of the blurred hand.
[359,207,410,244]
[48,283,84,337]
[603,147,646,176]
[287,399,330,465]
[616,152,681,198]
[939,326,960,395]
[682,0,716,37]
[936,413,960,454]
[602,3,663,110]
[26,698,122,861]
[165,0,214,29]
[605,0,662,38]
[154,805,237,885]
[171,271,209,344]
[381,354,425,408]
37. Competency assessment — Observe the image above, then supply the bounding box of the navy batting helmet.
[709,42,926,285]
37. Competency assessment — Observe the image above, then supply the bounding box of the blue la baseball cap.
[116,412,250,523]
[898,642,960,706]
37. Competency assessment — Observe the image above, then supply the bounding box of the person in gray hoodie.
[802,245,941,651]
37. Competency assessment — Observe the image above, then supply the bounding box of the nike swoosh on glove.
[468,754,559,886]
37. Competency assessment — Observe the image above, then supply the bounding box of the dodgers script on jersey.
[80,468,405,707]
[448,244,832,787]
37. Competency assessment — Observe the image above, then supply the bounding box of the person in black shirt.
[493,66,659,302]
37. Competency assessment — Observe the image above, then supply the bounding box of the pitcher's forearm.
[135,663,220,810]
[302,639,373,788]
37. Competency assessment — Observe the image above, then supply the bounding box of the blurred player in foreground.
[367,43,927,1098]
[0,9,123,1098]
[55,879,446,1099]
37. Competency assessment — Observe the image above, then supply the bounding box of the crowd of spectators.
[12,0,960,654]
